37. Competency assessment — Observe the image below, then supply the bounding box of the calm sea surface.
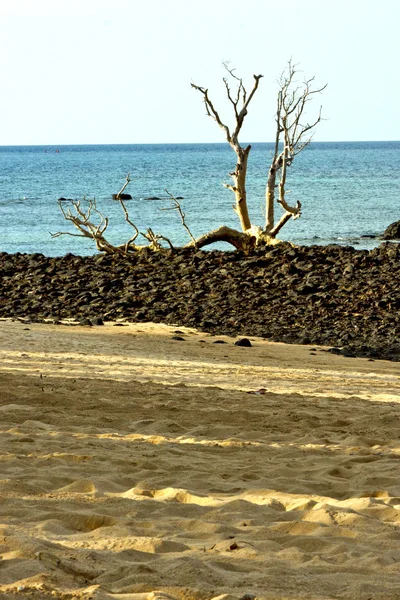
[0,142,399,256]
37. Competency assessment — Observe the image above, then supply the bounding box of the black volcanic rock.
[112,193,132,200]
[0,243,399,361]
[381,220,400,240]
[235,338,252,347]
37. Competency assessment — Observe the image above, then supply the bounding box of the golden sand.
[0,320,399,599]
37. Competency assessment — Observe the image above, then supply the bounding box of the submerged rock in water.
[381,220,400,240]
[112,193,132,200]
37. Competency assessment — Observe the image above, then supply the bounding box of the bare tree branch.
[192,66,263,232]
[162,189,198,248]
[265,61,326,233]
[53,175,182,254]
[190,83,232,143]
[141,228,174,251]
[52,198,126,253]
[52,176,142,254]
[185,225,256,251]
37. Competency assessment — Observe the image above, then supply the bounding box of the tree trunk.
[265,163,277,233]
[268,212,293,238]
[231,146,252,232]
[186,225,257,251]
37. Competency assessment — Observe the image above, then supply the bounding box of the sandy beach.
[0,319,400,599]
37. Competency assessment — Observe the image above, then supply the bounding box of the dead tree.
[190,61,325,250]
[53,179,191,254]
[52,196,141,254]
[192,65,263,234]
[54,62,325,255]
[266,62,326,237]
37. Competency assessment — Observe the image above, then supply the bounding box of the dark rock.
[90,317,104,326]
[78,318,92,326]
[341,348,357,358]
[201,320,218,329]
[235,338,252,347]
[171,336,185,341]
[0,243,399,361]
[381,220,400,240]
[112,193,132,200]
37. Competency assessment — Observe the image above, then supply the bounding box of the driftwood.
[52,196,139,254]
[53,178,194,254]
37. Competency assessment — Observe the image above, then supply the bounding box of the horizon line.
[1,140,400,148]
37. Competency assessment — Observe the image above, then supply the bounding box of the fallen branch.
[186,225,257,251]
[52,176,140,254]
[162,190,198,248]
[141,228,174,250]
[113,173,132,200]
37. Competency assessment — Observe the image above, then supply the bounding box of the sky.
[0,0,399,145]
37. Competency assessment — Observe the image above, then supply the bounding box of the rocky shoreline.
[1,242,399,361]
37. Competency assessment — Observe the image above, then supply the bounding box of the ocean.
[0,142,399,256]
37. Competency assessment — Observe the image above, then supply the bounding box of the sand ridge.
[0,320,400,599]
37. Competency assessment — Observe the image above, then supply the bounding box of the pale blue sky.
[0,0,399,145]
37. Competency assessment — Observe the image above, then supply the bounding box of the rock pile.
[382,220,400,240]
[0,242,399,361]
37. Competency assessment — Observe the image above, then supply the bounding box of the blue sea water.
[0,142,399,256]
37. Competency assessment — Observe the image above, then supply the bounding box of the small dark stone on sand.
[341,348,357,358]
[235,338,252,347]
[90,317,104,326]
[78,318,92,326]
[327,347,342,355]
[135,311,146,321]
[171,336,185,341]
[213,340,227,344]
